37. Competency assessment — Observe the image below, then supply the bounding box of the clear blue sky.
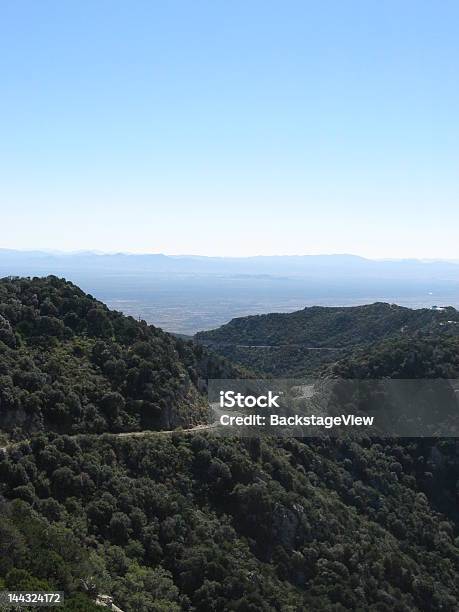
[1,1,458,258]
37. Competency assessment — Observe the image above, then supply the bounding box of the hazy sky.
[1,1,458,258]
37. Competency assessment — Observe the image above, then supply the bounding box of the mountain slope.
[196,303,459,375]
[327,334,459,524]
[1,432,458,611]
[0,276,243,436]
[0,279,458,611]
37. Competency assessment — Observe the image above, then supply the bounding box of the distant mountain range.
[2,249,459,279]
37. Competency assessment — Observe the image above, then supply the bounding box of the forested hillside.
[0,276,242,437]
[1,432,458,611]
[195,303,459,376]
[330,335,459,380]
[0,278,458,611]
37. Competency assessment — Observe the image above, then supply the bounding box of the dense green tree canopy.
[0,276,243,436]
[0,278,458,610]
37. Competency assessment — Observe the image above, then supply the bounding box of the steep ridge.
[0,276,242,436]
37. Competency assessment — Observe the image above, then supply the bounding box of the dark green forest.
[0,276,244,437]
[0,277,458,611]
[195,303,459,376]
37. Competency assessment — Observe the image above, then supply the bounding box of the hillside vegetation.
[1,432,458,611]
[196,303,459,376]
[0,276,242,436]
[0,278,458,611]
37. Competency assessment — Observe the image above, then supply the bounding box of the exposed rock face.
[272,502,300,549]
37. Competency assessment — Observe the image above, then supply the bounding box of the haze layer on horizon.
[1,249,458,264]
[1,1,458,259]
